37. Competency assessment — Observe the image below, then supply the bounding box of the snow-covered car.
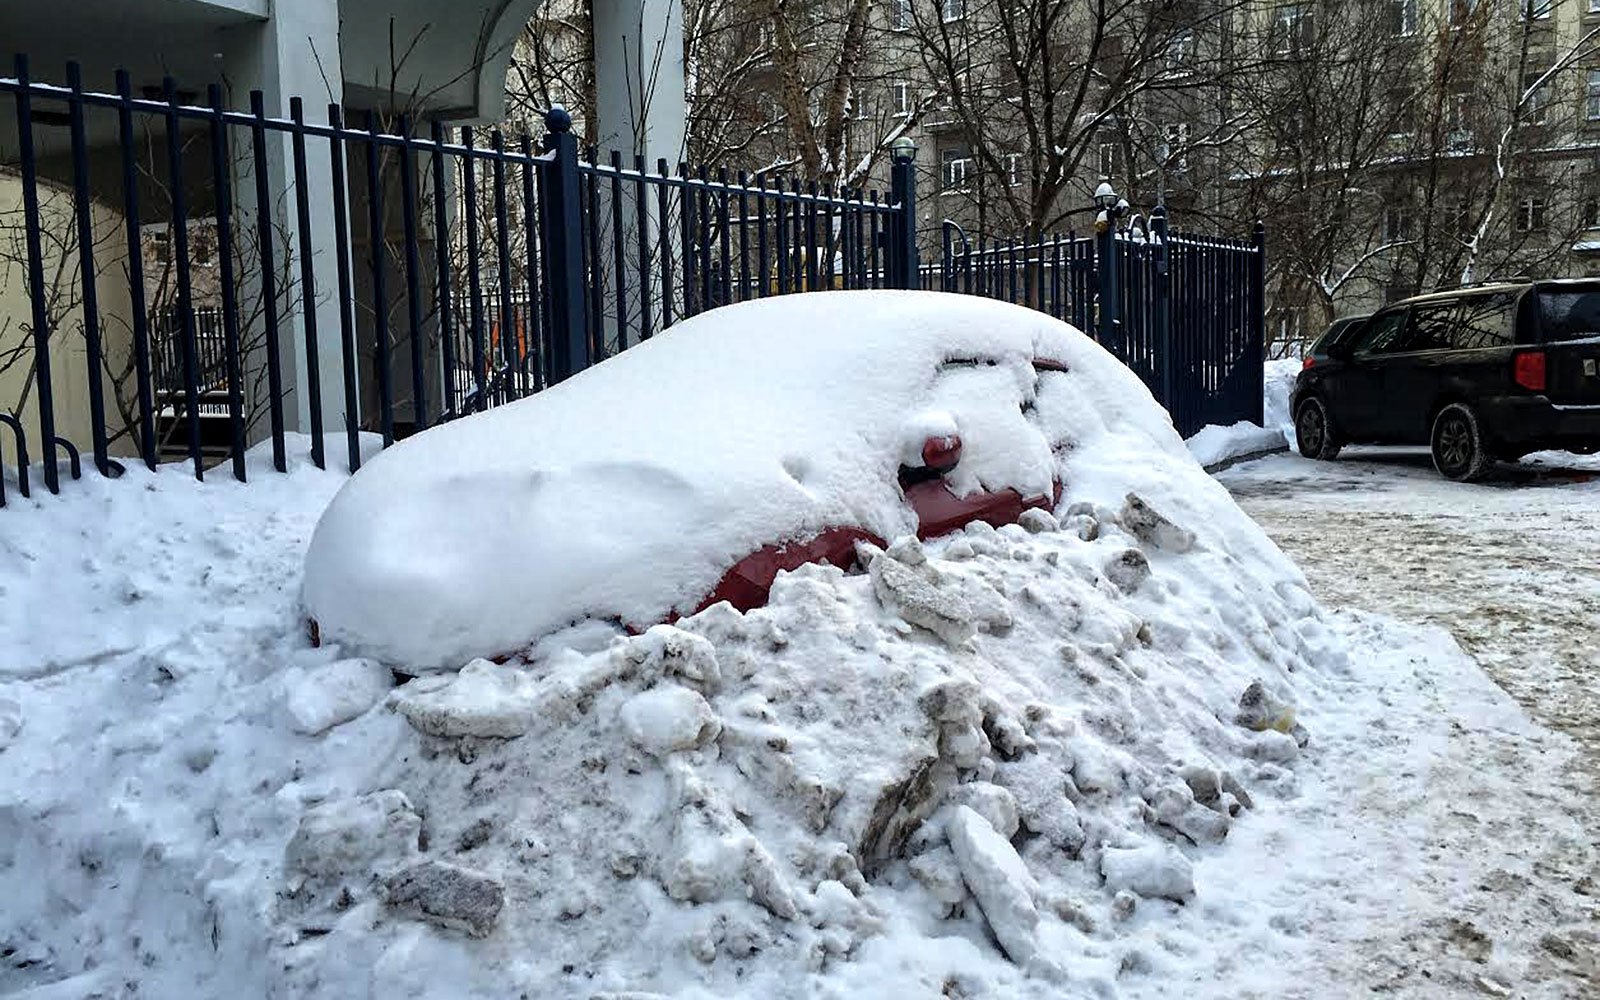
[302,291,1132,669]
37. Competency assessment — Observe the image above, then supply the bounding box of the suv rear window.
[1538,290,1600,342]
[1309,316,1363,355]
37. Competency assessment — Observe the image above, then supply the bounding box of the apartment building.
[508,0,1600,346]
[1231,0,1600,340]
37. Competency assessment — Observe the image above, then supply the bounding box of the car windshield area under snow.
[1538,288,1600,342]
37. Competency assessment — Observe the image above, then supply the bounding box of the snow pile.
[254,488,1334,997]
[0,295,1348,998]
[1184,422,1286,470]
[1263,358,1301,441]
[1182,357,1304,470]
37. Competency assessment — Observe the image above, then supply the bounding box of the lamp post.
[889,136,919,288]
[1094,178,1118,211]
[1093,177,1130,234]
[1092,177,1124,345]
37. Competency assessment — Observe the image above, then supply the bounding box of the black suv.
[1292,280,1600,480]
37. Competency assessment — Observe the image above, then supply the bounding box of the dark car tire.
[1295,396,1343,461]
[1431,403,1495,482]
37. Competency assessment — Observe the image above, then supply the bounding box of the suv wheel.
[1295,397,1342,461]
[1431,403,1495,482]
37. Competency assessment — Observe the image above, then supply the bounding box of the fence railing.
[0,54,1261,508]
[938,216,1265,437]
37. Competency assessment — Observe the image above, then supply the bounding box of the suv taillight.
[1514,350,1547,392]
[1302,357,1316,371]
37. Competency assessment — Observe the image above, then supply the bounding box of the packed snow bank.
[1185,422,1286,470]
[304,290,1249,670]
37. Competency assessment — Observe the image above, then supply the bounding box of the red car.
[302,292,1080,669]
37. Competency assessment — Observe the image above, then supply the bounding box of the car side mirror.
[921,435,961,474]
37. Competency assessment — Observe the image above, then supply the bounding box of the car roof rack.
[1446,274,1532,290]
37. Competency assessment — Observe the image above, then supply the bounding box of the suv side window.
[1397,302,1459,353]
[1454,294,1516,349]
[1351,310,1408,355]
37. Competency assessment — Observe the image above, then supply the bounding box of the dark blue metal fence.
[938,211,1265,438]
[0,54,1261,506]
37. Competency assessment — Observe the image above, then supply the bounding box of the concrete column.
[220,0,353,457]
[593,0,687,345]
[592,0,687,160]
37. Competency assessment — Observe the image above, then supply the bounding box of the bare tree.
[904,0,1241,236]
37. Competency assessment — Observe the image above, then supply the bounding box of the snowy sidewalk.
[1218,448,1600,997]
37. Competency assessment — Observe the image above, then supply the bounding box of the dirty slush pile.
[275,496,1340,998]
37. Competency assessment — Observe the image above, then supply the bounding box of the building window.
[1517,196,1547,232]
[891,0,912,30]
[1584,198,1600,229]
[1525,72,1549,125]
[192,230,215,267]
[1384,283,1414,305]
[1587,71,1600,120]
[1098,142,1120,177]
[941,0,965,22]
[1447,92,1471,145]
[150,229,170,265]
[1448,0,1480,25]
[1520,0,1554,19]
[1005,152,1022,187]
[1164,30,1194,71]
[1389,0,1418,35]
[892,82,911,115]
[942,149,972,191]
[1387,89,1417,138]
[1383,203,1412,241]
[1591,0,1600,14]
[1272,4,1313,54]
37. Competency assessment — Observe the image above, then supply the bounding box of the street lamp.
[1093,178,1119,211]
[891,135,917,163]
[1094,178,1131,234]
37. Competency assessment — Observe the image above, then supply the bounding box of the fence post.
[12,55,60,494]
[888,139,918,289]
[1151,205,1172,413]
[540,107,590,383]
[1249,221,1267,425]
[1095,213,1119,347]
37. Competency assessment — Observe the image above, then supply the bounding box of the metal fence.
[938,215,1265,437]
[0,54,1261,507]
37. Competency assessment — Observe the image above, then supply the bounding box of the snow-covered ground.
[5,452,1587,997]
[1219,447,1600,997]
[0,440,1505,1000]
[2,320,1594,998]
